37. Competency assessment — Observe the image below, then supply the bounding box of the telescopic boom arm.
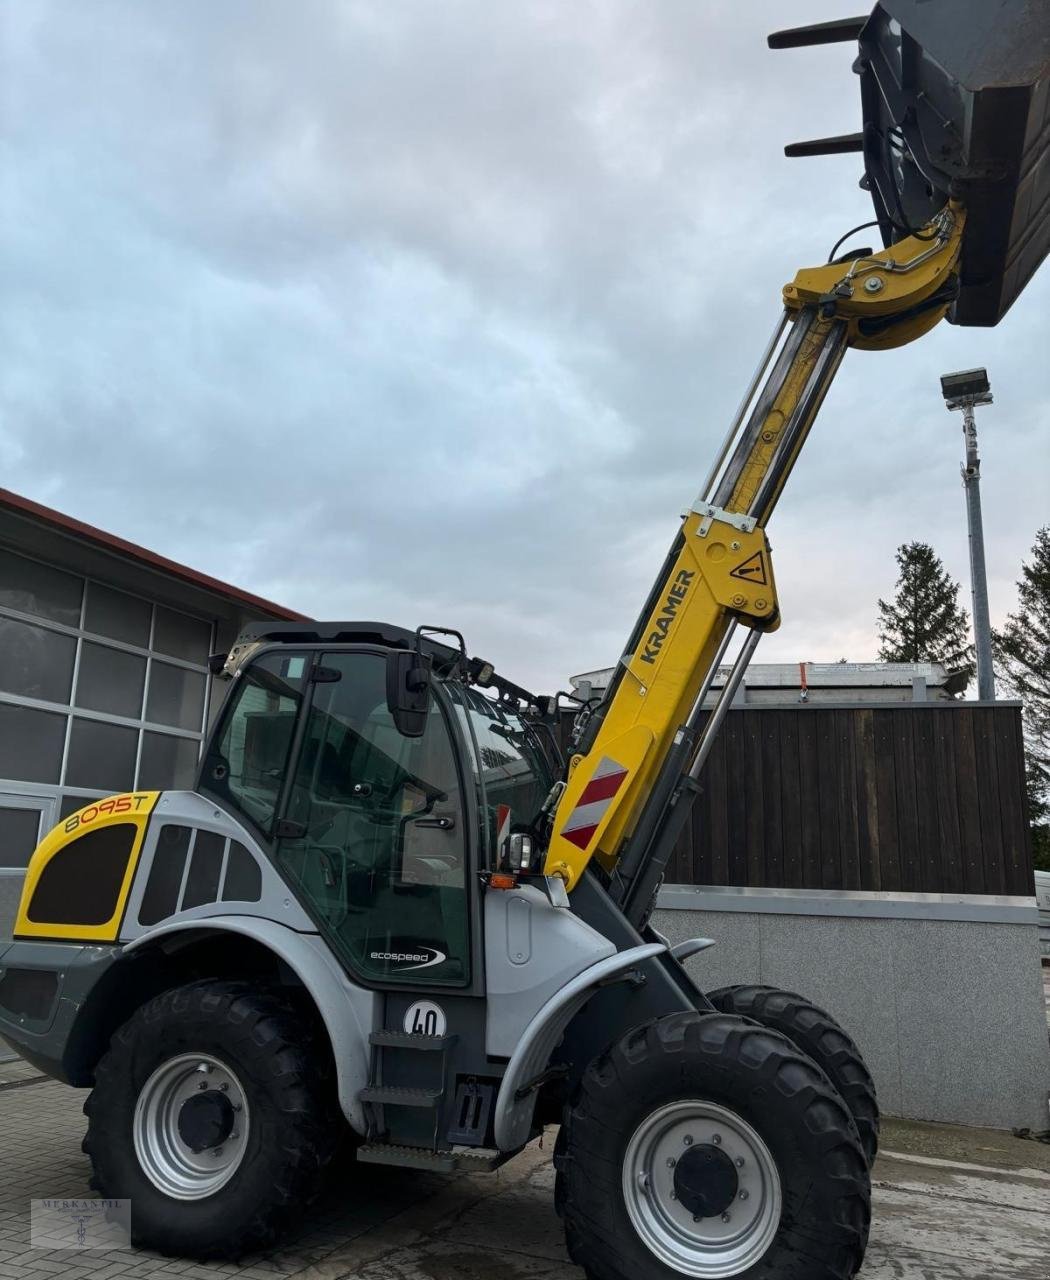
[543,205,965,909]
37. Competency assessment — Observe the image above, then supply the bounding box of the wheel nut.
[670,1191,677,1200]
[739,1190,749,1201]
[213,1147,223,1158]
[219,1082,229,1092]
[712,1134,722,1146]
[197,1081,208,1091]
[683,1135,694,1146]
[736,1157,745,1168]
[722,1213,731,1224]
[666,1157,677,1169]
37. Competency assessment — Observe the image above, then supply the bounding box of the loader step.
[356,1143,508,1173]
[368,1030,456,1051]
[359,1085,442,1109]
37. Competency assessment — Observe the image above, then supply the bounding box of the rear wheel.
[557,1012,869,1280]
[706,986,879,1165]
[83,980,341,1258]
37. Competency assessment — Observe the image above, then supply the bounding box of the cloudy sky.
[2,1,1047,691]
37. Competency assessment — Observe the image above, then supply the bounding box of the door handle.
[412,815,455,830]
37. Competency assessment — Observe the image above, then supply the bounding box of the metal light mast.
[940,368,995,701]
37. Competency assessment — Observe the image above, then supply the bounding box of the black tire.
[706,985,879,1165]
[82,979,341,1258]
[557,1012,870,1280]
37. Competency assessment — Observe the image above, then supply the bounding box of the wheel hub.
[622,1099,782,1277]
[133,1053,250,1201]
[674,1144,740,1219]
[177,1090,236,1153]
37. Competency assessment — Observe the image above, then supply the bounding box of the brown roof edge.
[0,487,309,622]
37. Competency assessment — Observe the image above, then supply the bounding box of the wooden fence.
[561,703,1034,896]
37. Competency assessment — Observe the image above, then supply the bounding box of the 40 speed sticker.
[403,1000,447,1038]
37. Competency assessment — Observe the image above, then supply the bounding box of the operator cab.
[199,622,560,991]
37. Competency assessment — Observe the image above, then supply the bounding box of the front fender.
[493,942,666,1151]
[125,916,377,1134]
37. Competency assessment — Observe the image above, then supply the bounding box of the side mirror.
[386,650,432,738]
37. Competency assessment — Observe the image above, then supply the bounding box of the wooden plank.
[816,710,841,888]
[931,709,964,892]
[854,709,880,890]
[873,710,901,891]
[836,708,862,889]
[892,708,922,892]
[951,707,984,894]
[972,705,1006,895]
[706,720,731,885]
[797,711,823,888]
[743,711,767,887]
[779,713,803,887]
[909,710,941,892]
[761,709,785,886]
[993,705,1033,895]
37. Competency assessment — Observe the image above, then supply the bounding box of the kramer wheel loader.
[1,5,1047,1277]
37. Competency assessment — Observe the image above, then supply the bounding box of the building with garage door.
[0,487,303,896]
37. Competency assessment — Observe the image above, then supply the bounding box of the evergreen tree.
[993,527,1050,870]
[876,541,975,680]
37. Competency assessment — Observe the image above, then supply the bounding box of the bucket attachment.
[772,2,1050,327]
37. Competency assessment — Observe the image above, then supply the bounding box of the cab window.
[201,651,307,835]
[277,652,470,986]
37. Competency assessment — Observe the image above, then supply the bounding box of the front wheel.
[556,1012,870,1280]
[83,980,341,1257]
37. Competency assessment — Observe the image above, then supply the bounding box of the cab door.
[276,651,473,988]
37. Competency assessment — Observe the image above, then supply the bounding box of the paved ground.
[1,1056,1048,1280]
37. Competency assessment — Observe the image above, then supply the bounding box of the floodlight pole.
[958,401,995,700]
[942,378,995,701]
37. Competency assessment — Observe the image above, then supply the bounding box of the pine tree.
[876,541,975,680]
[993,527,1050,870]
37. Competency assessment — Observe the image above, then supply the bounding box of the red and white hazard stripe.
[559,756,629,850]
[496,803,512,851]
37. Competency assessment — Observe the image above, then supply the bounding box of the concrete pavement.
[1,1056,1047,1280]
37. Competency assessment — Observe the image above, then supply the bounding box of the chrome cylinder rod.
[686,627,762,783]
[699,311,790,503]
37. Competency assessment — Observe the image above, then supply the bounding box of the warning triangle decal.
[729,551,768,585]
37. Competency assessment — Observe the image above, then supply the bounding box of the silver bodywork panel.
[124,916,377,1134]
[493,942,667,1151]
[484,884,616,1059]
[121,791,316,939]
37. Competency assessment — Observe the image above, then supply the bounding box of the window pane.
[0,703,66,783]
[200,651,306,834]
[65,718,137,791]
[0,548,83,627]
[153,607,210,664]
[139,732,200,790]
[0,616,76,704]
[75,642,146,719]
[84,583,151,648]
[182,829,225,909]
[0,806,43,870]
[59,795,101,822]
[146,661,206,731]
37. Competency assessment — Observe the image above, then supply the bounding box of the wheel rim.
[622,1099,782,1278]
[133,1052,250,1201]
